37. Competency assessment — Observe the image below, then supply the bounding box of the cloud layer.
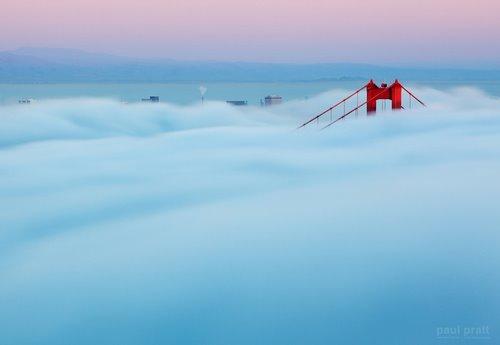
[0,87,499,345]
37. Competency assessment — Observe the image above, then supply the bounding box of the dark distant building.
[264,95,282,106]
[226,100,248,106]
[141,96,160,103]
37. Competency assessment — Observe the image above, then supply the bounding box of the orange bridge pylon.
[298,80,425,130]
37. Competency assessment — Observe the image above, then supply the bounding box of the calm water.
[1,80,499,105]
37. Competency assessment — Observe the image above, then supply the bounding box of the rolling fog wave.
[1,86,498,148]
[0,87,499,345]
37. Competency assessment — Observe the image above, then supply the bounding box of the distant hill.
[1,47,499,83]
[10,47,140,67]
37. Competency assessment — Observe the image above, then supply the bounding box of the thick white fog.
[0,87,499,345]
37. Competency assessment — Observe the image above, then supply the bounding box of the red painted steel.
[297,84,368,129]
[366,79,403,113]
[322,88,390,130]
[298,79,425,129]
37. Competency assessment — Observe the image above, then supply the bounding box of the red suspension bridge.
[298,80,425,130]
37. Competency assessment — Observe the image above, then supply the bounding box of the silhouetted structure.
[226,100,248,106]
[264,95,282,106]
[141,96,160,103]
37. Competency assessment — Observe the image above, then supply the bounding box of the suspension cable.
[321,88,389,130]
[297,84,368,129]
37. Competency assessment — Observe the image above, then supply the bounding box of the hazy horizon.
[2,47,500,85]
[2,46,500,69]
[2,0,499,66]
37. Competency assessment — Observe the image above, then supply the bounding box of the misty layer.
[0,87,499,345]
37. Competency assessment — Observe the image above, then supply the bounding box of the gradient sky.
[1,0,499,65]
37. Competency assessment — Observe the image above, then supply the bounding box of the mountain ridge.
[1,47,499,83]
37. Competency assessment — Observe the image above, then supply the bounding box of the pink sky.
[1,0,499,65]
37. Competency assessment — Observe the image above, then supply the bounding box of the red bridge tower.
[298,79,425,130]
[366,79,402,113]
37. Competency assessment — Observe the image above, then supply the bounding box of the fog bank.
[0,87,499,345]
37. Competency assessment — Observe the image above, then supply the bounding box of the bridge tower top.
[366,79,402,114]
[298,79,425,130]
